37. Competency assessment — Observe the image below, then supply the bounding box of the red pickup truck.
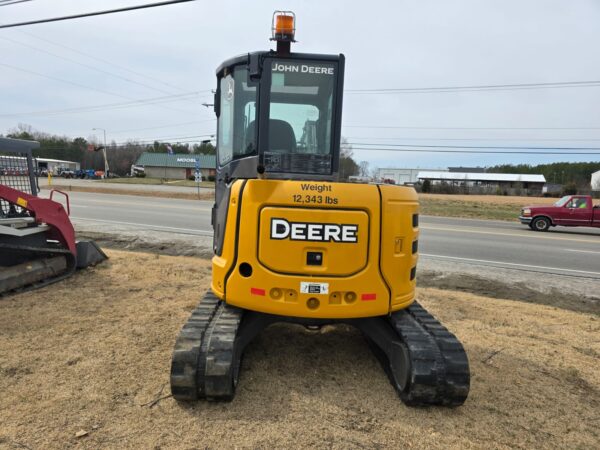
[519,195,600,231]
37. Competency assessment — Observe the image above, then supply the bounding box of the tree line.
[487,162,600,187]
[2,124,215,176]
[4,125,597,185]
[2,124,363,179]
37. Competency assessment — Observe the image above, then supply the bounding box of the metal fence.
[0,138,39,217]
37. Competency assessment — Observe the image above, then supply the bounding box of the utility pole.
[92,128,110,178]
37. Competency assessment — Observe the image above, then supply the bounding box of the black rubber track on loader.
[0,243,75,296]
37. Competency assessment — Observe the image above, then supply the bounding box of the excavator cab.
[171,12,470,406]
[212,13,344,255]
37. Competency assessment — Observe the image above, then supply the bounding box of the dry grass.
[418,194,557,221]
[1,250,598,449]
[40,184,211,201]
[419,194,558,205]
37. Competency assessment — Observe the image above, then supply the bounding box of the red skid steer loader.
[0,137,106,295]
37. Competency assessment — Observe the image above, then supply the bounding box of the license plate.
[300,282,329,295]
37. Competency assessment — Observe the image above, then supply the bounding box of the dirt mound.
[419,270,600,316]
[1,250,598,449]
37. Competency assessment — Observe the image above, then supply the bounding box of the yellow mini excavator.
[170,12,470,406]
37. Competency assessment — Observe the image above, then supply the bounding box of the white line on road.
[71,217,212,235]
[68,201,211,212]
[565,249,600,255]
[68,198,211,211]
[420,225,600,244]
[420,253,600,276]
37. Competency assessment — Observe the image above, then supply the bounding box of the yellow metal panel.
[379,184,419,310]
[212,179,419,319]
[258,207,369,276]
[211,180,245,299]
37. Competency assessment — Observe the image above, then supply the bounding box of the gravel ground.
[1,250,598,449]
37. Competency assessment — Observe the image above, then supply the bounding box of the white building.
[36,157,80,174]
[134,152,216,180]
[0,155,80,174]
[377,167,447,185]
[417,171,546,194]
[592,170,600,191]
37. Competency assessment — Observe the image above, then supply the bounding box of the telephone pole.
[92,127,110,178]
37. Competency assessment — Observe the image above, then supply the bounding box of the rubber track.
[203,302,243,401]
[0,243,75,296]
[170,291,220,401]
[407,302,470,405]
[390,301,470,406]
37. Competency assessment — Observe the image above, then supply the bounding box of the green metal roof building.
[134,152,216,180]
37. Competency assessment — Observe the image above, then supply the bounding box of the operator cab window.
[217,66,257,167]
[265,59,336,175]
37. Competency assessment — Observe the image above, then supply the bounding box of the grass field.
[98,177,215,188]
[419,194,558,221]
[1,250,598,449]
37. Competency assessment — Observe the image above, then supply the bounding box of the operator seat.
[246,119,296,152]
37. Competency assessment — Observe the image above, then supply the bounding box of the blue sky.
[1,0,600,170]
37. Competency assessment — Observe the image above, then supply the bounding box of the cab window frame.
[258,56,340,175]
[216,64,259,168]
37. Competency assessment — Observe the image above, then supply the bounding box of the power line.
[110,119,215,134]
[349,142,600,150]
[113,133,214,145]
[17,30,191,94]
[0,35,193,99]
[0,61,138,100]
[0,0,196,29]
[0,61,199,115]
[343,125,600,130]
[350,147,600,155]
[30,135,216,150]
[0,92,206,118]
[346,136,600,142]
[345,80,600,94]
[0,0,34,6]
[348,142,600,154]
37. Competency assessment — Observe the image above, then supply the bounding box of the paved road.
[418,215,600,280]
[49,191,600,280]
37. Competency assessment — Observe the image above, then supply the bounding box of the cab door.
[563,197,591,226]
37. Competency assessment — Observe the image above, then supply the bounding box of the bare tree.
[359,160,369,178]
[339,137,359,180]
